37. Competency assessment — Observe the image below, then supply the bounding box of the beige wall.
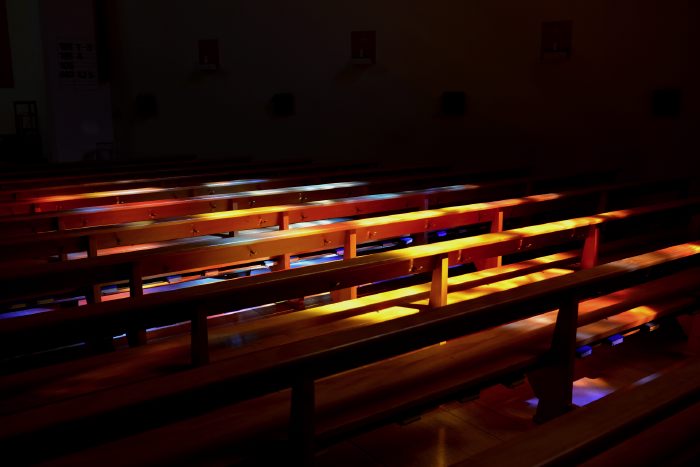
[107,0,698,176]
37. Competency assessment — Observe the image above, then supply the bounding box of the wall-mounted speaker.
[271,93,295,117]
[134,93,158,119]
[441,91,467,117]
[652,88,682,118]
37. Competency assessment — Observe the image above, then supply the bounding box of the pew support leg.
[127,264,147,347]
[191,309,210,366]
[127,328,148,347]
[677,310,700,355]
[331,230,358,302]
[474,209,504,270]
[581,225,600,269]
[290,375,316,467]
[528,296,578,424]
[85,283,115,352]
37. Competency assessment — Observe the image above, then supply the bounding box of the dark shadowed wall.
[41,0,113,162]
[99,1,700,175]
[0,0,48,158]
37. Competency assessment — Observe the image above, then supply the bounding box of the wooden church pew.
[0,163,453,214]
[0,270,697,464]
[0,177,683,263]
[1,198,696,358]
[0,162,528,215]
[0,167,629,236]
[456,356,700,467]
[1,183,694,315]
[0,243,697,465]
[0,184,692,314]
[0,159,381,201]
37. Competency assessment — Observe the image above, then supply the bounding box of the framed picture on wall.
[541,20,573,61]
[351,31,376,65]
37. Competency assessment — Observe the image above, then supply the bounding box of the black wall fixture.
[441,91,467,117]
[651,88,682,118]
[134,93,158,119]
[270,92,295,117]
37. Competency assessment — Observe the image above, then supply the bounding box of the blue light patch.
[605,334,624,346]
[576,345,593,358]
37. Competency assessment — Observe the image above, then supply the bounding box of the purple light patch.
[527,377,616,409]
[606,334,624,346]
[1,307,54,319]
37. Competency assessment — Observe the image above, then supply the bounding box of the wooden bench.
[0,243,697,465]
[1,198,696,357]
[0,168,627,235]
[0,163,469,214]
[455,356,700,466]
[0,163,533,217]
[0,190,678,312]
[0,177,685,264]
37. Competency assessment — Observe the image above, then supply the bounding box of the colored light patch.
[290,218,350,229]
[290,254,340,268]
[342,306,420,325]
[423,269,572,306]
[36,187,165,203]
[527,377,616,409]
[304,285,430,318]
[628,306,659,319]
[512,217,600,236]
[193,206,295,221]
[99,277,224,301]
[234,181,365,198]
[299,268,571,328]
[632,373,661,386]
[525,193,561,202]
[424,184,480,193]
[0,307,55,319]
[203,179,267,188]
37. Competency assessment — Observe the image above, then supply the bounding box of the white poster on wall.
[58,38,98,89]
